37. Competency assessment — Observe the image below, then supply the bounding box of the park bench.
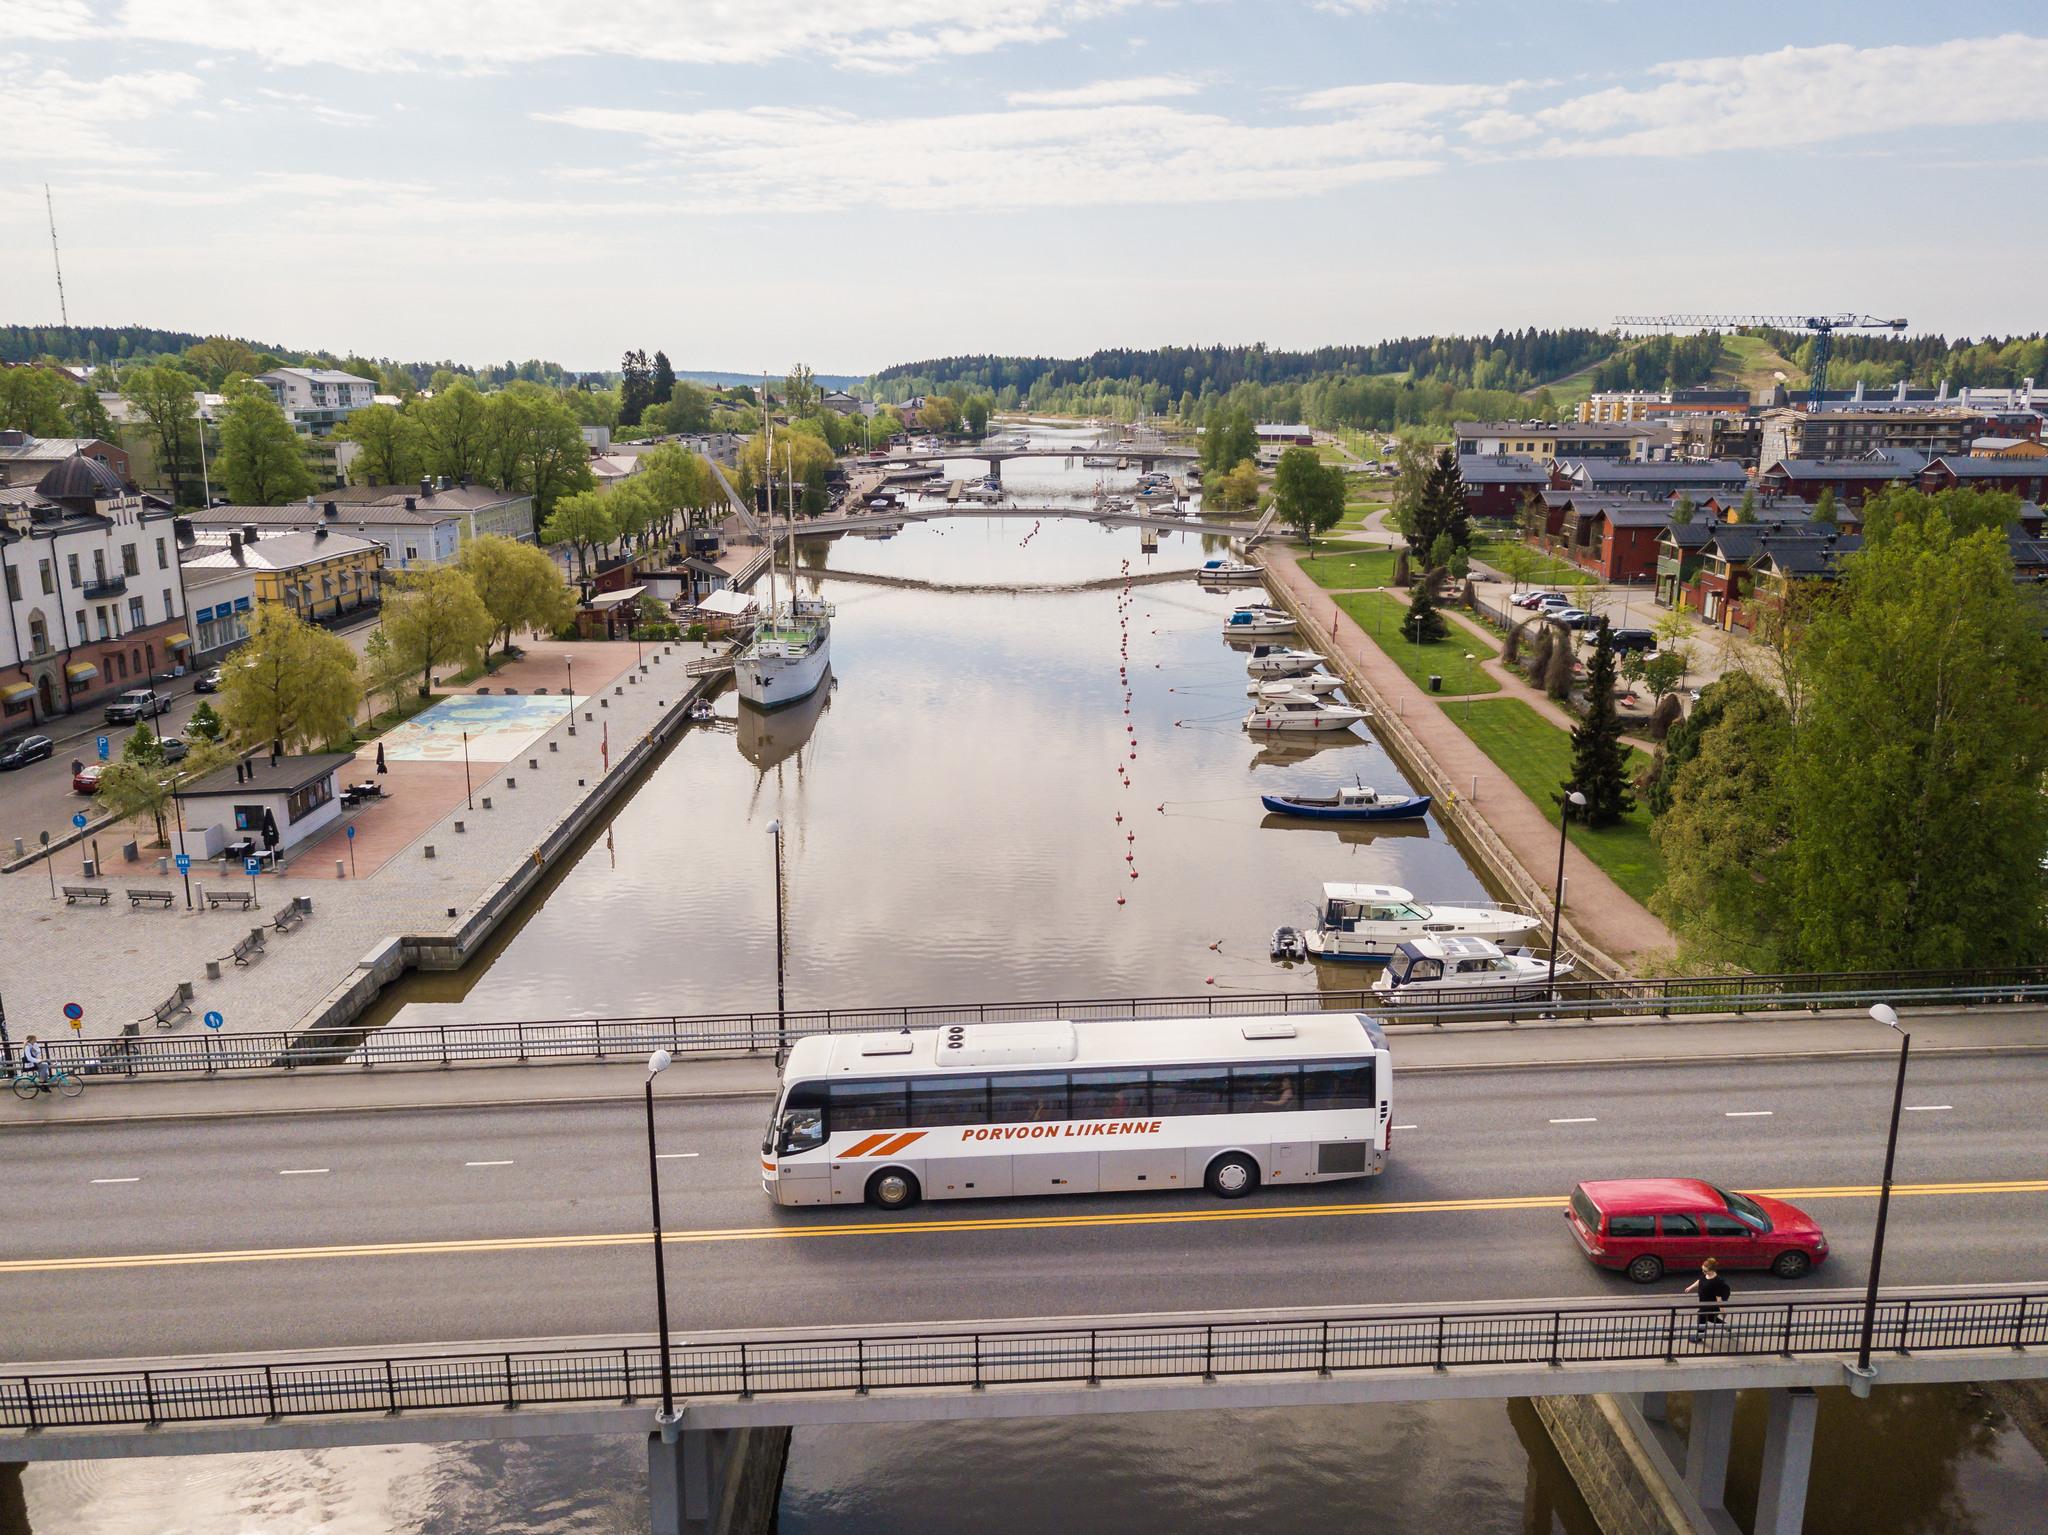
[230,931,266,967]
[205,890,255,912]
[139,989,191,1029]
[62,885,109,906]
[128,888,176,910]
[272,901,305,934]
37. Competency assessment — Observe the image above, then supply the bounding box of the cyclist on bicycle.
[20,1035,49,1089]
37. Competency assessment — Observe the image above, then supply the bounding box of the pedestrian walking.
[1686,1258,1731,1343]
[375,742,387,775]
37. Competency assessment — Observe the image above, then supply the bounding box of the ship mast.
[763,375,777,620]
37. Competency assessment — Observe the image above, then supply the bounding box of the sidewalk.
[11,1005,2046,1126]
[1264,544,1676,970]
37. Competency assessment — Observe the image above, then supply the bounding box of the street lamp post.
[461,729,473,811]
[1855,1002,1911,1378]
[767,819,787,1058]
[1547,790,1586,991]
[1462,653,1475,723]
[566,654,574,701]
[643,1048,678,1424]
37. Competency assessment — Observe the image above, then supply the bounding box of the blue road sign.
[203,1011,224,1031]
[61,1003,83,1021]
[345,825,356,839]
[96,735,109,761]
[71,812,87,829]
[244,857,262,876]
[174,853,192,873]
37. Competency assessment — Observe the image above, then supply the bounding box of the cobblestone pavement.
[0,639,715,1046]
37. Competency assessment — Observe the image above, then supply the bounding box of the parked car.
[1549,608,1602,629]
[1513,590,1564,609]
[104,688,173,724]
[0,734,54,770]
[72,763,105,794]
[1566,1178,1829,1283]
[193,667,223,693]
[1606,628,1657,653]
[157,737,190,765]
[1530,595,1574,613]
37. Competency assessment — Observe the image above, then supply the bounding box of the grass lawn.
[1473,534,1582,585]
[1338,589,1500,695]
[1451,697,1665,906]
[1299,545,1399,590]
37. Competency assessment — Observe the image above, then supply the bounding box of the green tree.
[0,365,72,435]
[458,534,577,657]
[783,363,819,417]
[1404,576,1446,642]
[651,350,676,405]
[1649,673,1794,964]
[182,337,261,389]
[1390,436,1439,541]
[383,566,493,696]
[1812,486,1837,526]
[656,382,712,435]
[360,626,415,718]
[963,394,993,437]
[216,381,316,504]
[1201,406,1257,476]
[1405,448,1471,558]
[619,349,654,426]
[185,700,224,742]
[122,364,203,506]
[1671,493,1696,526]
[1780,511,2048,969]
[540,488,616,579]
[219,604,362,755]
[336,402,421,486]
[1564,623,1633,827]
[1274,446,1345,549]
[1733,488,1758,523]
[1859,483,2018,547]
[917,395,962,435]
[1208,459,1262,509]
[414,379,490,482]
[65,381,114,441]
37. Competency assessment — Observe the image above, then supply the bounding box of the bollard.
[454,821,466,833]
[424,845,437,859]
[336,859,346,879]
[529,758,538,769]
[601,698,608,708]
[206,959,222,980]
[578,777,586,787]
[179,979,195,1001]
[506,777,516,788]
[158,856,170,874]
[481,797,492,810]
[550,741,560,752]
[11,837,22,859]
[584,712,593,722]
[568,725,576,736]
[297,895,311,913]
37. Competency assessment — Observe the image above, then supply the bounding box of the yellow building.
[180,525,385,622]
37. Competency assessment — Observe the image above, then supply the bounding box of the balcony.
[82,575,127,599]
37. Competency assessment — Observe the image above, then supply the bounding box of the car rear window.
[1569,1187,1601,1229]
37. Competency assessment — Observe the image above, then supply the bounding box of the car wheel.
[1205,1152,1261,1199]
[864,1168,920,1211]
[1771,1250,1811,1280]
[1626,1254,1664,1284]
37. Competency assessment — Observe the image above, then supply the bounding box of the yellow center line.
[5,1180,2042,1276]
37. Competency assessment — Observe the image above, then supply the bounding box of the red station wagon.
[1567,1177,1829,1283]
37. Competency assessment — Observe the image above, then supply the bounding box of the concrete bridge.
[764,501,1258,541]
[862,443,1198,472]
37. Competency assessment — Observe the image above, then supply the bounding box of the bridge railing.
[31,967,2048,1081]
[5,1291,2040,1431]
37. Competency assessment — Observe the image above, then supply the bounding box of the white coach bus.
[761,1012,1391,1209]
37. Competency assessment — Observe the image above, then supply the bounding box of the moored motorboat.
[1371,935,1575,1005]
[1271,926,1308,962]
[1244,644,1323,677]
[1243,692,1368,733]
[1197,558,1262,583]
[1260,783,1431,820]
[1224,603,1295,637]
[1301,882,1542,963]
[1246,673,1344,698]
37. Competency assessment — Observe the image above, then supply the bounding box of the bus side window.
[1230,1065,1299,1113]
[829,1079,909,1133]
[1070,1069,1148,1119]
[1301,1061,1376,1111]
[991,1073,1068,1123]
[911,1076,990,1127]
[1150,1068,1229,1117]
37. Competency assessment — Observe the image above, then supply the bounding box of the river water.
[15,435,2046,1531]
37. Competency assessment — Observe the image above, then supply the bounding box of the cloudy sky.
[5,1,2045,374]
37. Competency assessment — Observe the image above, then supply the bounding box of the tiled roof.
[1927,456,2048,480]
[181,528,382,571]
[191,504,436,529]
[1458,455,1548,484]
[1565,458,1747,484]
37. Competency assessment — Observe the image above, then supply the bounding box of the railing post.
[385,1358,399,1414]
[1779,1302,1795,1358]
[2014,1295,2031,1352]
[21,1376,38,1429]
[503,1352,515,1408]
[1088,1330,1099,1386]
[1203,1324,1216,1382]
[739,1342,752,1400]
[1319,1319,1332,1378]
[1434,1313,1447,1373]
[972,1334,985,1391]
[621,1346,634,1402]
[856,1338,868,1396]
[143,1369,158,1425]
[1664,1305,1679,1360]
[518,1021,529,1064]
[1897,1298,1914,1356]
[263,1362,278,1418]
[438,1024,449,1068]
[1549,1311,1562,1366]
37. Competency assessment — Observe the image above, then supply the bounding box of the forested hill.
[1,325,292,365]
[874,332,1614,399]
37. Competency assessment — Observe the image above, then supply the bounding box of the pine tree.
[1564,623,1634,827]
[1813,486,1837,526]
[619,349,654,426]
[1404,575,1446,642]
[651,350,676,405]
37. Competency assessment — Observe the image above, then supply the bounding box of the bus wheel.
[866,1168,921,1210]
[1205,1153,1260,1199]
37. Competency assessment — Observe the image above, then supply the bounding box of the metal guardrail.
[5,1291,2041,1431]
[27,968,2048,1081]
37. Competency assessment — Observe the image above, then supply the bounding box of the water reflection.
[735,671,834,772]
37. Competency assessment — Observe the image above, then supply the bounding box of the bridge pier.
[1682,1388,1736,1509]
[647,1421,790,1535]
[1752,1387,1818,1535]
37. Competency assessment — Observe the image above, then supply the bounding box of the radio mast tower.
[44,184,70,328]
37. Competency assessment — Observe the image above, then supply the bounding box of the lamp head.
[1566,790,1587,808]
[648,1048,672,1076]
[767,818,780,836]
[1869,1002,1900,1032]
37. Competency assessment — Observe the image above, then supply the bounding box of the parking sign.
[174,853,192,873]
[96,735,109,761]
[244,857,262,876]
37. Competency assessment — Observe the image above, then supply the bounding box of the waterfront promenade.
[0,637,715,1045]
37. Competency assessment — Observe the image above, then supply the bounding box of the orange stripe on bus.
[872,1131,926,1156]
[839,1134,893,1158]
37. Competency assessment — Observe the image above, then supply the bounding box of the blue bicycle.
[12,1067,83,1101]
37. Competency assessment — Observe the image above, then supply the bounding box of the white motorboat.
[1243,692,1368,734]
[1223,604,1296,638]
[1244,645,1324,678]
[1198,558,1262,583]
[1246,674,1344,698]
[1371,935,1575,1005]
[1302,883,1543,963]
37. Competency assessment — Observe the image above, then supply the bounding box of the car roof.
[1576,1177,1724,1212]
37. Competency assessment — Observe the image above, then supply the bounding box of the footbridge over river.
[866,444,1200,471]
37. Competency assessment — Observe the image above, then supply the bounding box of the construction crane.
[1613,313,1908,410]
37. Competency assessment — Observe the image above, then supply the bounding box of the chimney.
[323,501,338,518]
[242,523,259,544]
[172,516,194,544]
[437,475,451,492]
[315,525,328,540]
[404,496,417,511]
[419,478,432,501]
[306,494,316,509]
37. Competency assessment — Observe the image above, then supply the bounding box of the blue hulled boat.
[1259,784,1432,821]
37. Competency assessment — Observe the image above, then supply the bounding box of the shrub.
[1649,692,1684,742]
[1544,630,1575,701]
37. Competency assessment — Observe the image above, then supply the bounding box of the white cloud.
[1294,80,1485,120]
[1484,34,2048,157]
[3,58,203,164]
[255,87,376,126]
[1006,74,1202,107]
[0,0,95,39]
[536,99,1441,212]
[112,0,1130,71]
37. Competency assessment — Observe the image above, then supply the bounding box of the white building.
[189,498,460,574]
[256,367,376,436]
[172,751,355,858]
[0,455,190,728]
